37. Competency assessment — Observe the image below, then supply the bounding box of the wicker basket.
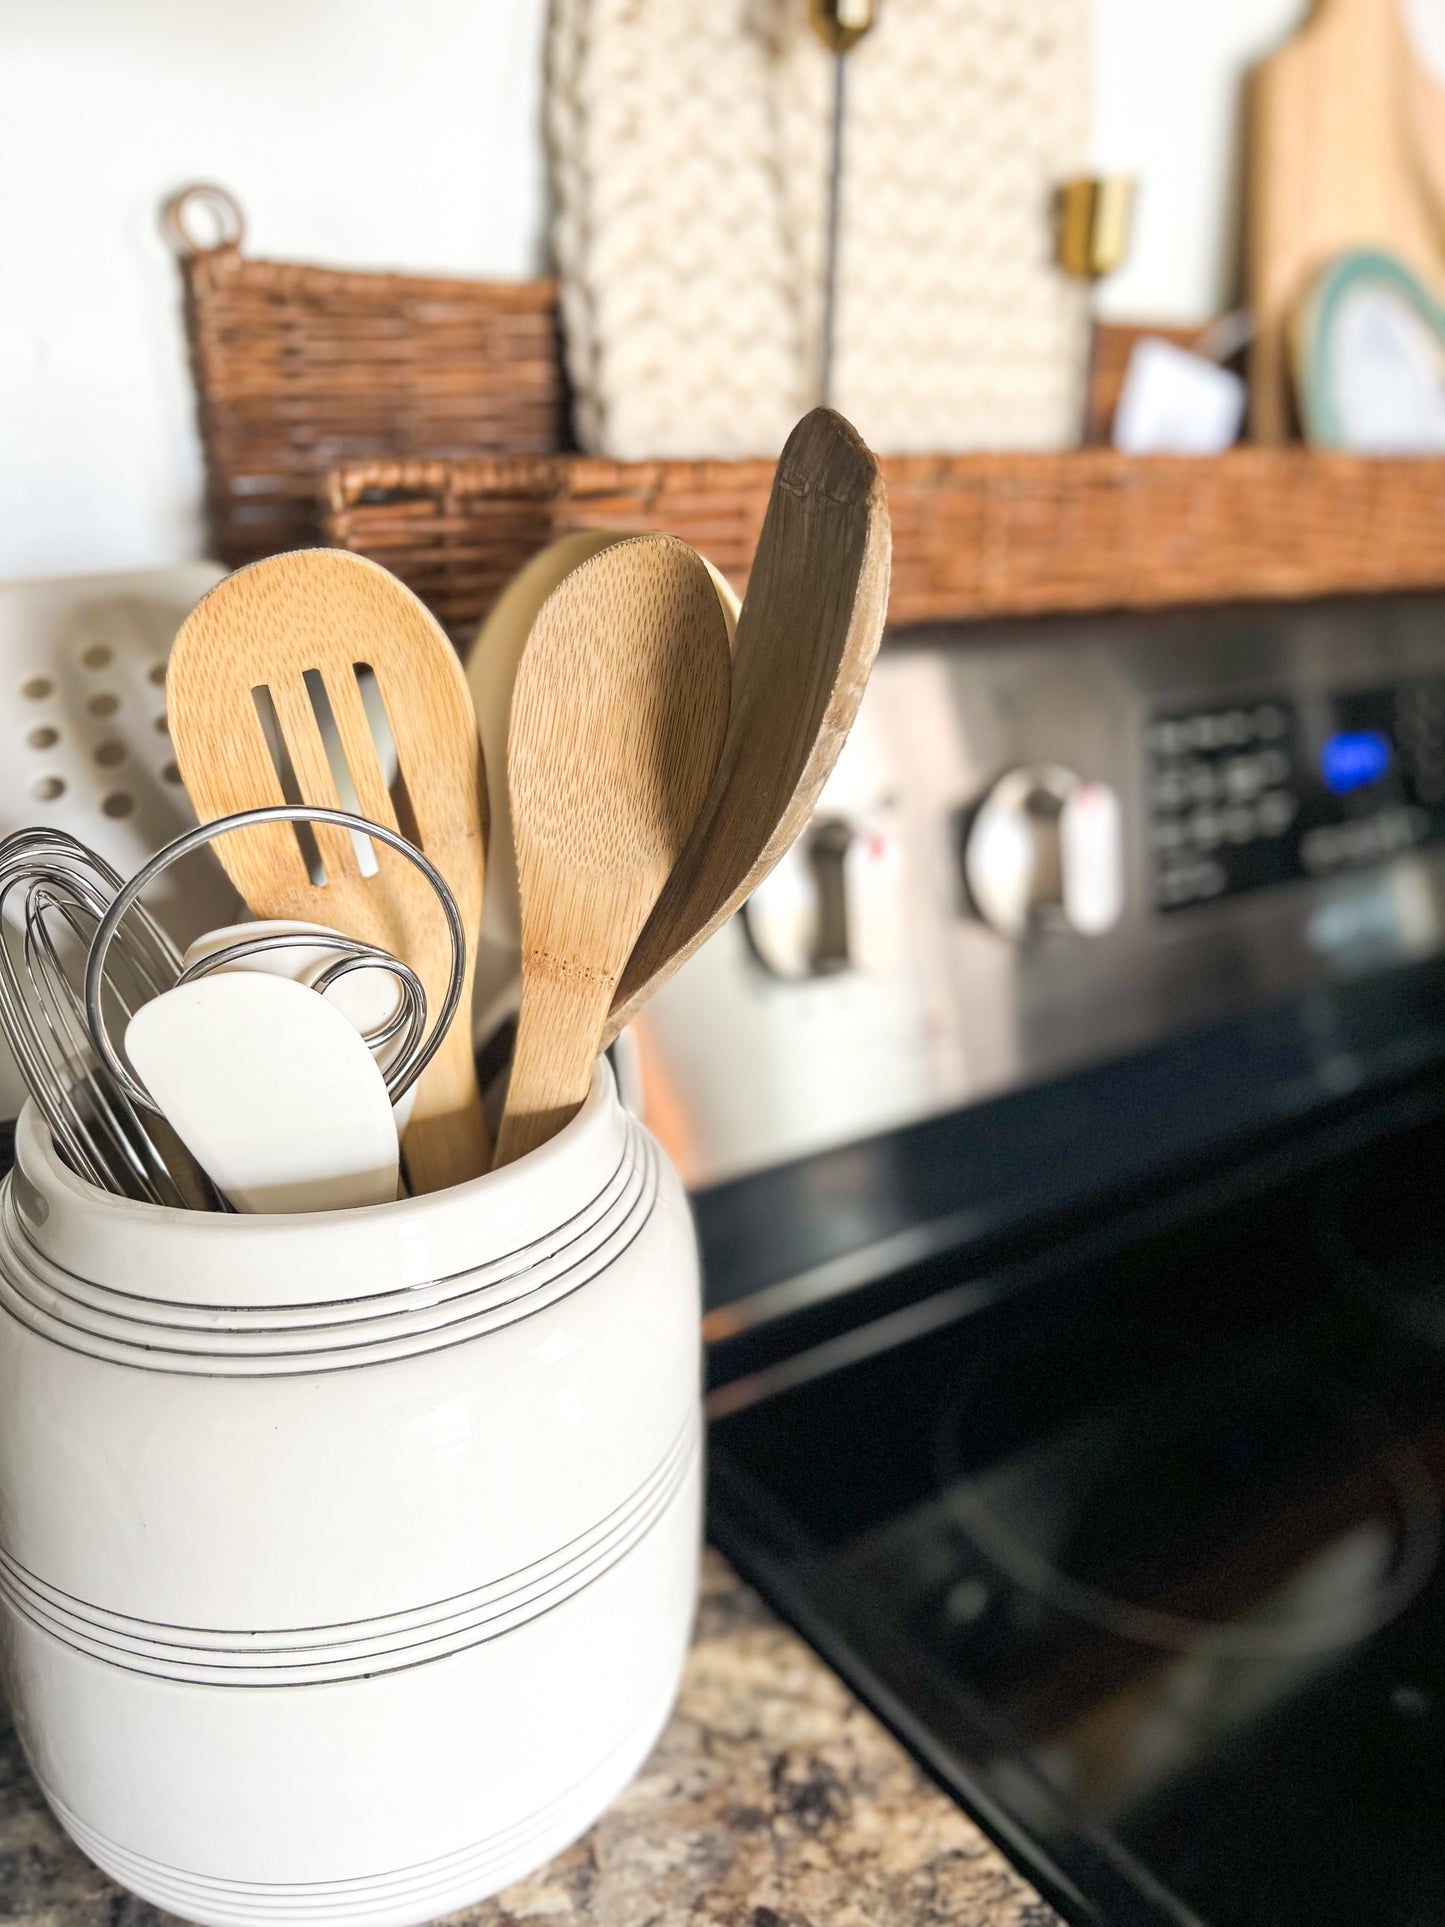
[167,185,567,567]
[324,446,1445,639]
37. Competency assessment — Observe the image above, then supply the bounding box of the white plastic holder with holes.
[0,566,239,1117]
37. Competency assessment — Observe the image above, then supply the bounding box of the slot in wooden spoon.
[494,535,731,1166]
[166,549,488,1192]
[603,406,890,1043]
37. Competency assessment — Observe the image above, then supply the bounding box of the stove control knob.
[963,766,1123,939]
[744,816,905,978]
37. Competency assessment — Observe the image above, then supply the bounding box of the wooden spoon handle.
[401,1013,489,1193]
[493,961,612,1167]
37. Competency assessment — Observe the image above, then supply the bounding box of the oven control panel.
[635,597,1445,1185]
[1148,680,1445,911]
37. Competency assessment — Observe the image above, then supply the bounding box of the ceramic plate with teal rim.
[1292,248,1445,453]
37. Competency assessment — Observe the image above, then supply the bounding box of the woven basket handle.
[163,184,245,256]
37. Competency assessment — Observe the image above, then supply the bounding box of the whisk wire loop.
[1,807,464,1211]
[85,805,464,1122]
[0,829,196,1206]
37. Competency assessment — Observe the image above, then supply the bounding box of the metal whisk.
[0,806,467,1211]
[175,930,428,1089]
[86,806,464,1123]
[0,827,203,1206]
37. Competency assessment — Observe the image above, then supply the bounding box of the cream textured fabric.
[547,0,1091,460]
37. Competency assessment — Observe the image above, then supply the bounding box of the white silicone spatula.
[126,972,399,1213]
[181,919,417,1130]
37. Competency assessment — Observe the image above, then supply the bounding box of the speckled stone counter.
[0,1550,1058,1927]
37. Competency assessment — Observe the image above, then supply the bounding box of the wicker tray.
[168,185,567,568]
[324,446,1445,638]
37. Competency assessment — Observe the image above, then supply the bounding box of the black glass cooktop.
[708,1083,1445,1927]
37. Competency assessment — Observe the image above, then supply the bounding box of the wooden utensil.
[166,549,489,1192]
[463,532,740,1033]
[1249,0,1445,441]
[494,535,731,1166]
[603,406,889,1045]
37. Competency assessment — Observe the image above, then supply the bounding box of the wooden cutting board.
[1403,6,1445,225]
[1250,0,1445,440]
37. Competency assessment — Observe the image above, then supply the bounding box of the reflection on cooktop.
[710,1106,1445,1927]
[931,1344,1438,1661]
[1328,1124,1445,1353]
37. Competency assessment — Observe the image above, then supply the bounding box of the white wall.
[1093,0,1445,323]
[4,0,1443,580]
[0,0,549,579]
[1090,0,1307,322]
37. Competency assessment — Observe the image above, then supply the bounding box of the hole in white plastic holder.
[32,775,65,801]
[101,792,134,819]
[21,676,53,701]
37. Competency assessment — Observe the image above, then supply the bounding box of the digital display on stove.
[1321,728,1392,795]
[1147,676,1445,911]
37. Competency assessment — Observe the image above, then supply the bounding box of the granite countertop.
[0,1551,1058,1927]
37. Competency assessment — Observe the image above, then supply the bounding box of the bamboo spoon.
[603,406,889,1044]
[464,532,740,1033]
[166,549,489,1192]
[494,535,731,1166]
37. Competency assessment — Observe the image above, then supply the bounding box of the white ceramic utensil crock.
[0,1061,700,1926]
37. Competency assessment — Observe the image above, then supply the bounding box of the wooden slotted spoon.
[494,534,731,1166]
[166,549,489,1193]
[603,406,890,1043]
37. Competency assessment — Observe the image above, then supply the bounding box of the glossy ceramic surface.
[0,1063,701,1924]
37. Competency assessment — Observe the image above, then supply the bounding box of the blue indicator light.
[1320,730,1392,795]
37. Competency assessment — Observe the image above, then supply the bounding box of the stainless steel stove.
[656,594,1445,1927]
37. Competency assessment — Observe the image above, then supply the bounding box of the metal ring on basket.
[85,806,466,1118]
[162,182,245,255]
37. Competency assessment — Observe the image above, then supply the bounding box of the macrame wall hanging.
[547,0,1092,460]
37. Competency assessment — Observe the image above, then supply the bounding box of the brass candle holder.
[1056,175,1136,283]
